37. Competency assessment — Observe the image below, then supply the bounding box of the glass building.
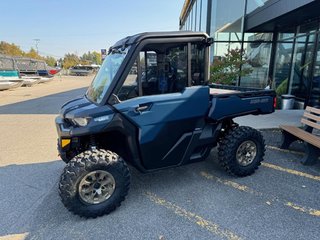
[180,0,320,108]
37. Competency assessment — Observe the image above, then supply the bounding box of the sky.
[1,0,185,58]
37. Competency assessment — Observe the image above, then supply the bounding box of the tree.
[63,53,80,69]
[80,51,102,65]
[92,51,102,65]
[1,40,103,69]
[24,48,43,60]
[0,41,24,56]
[45,56,56,67]
[210,48,252,85]
[80,51,92,65]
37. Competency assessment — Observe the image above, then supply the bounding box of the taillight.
[273,97,277,108]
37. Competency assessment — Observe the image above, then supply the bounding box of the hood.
[60,96,114,119]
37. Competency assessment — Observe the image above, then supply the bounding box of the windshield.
[86,46,130,103]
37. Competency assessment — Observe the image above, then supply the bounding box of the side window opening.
[141,51,159,95]
[116,41,206,102]
[191,43,206,86]
[140,44,189,96]
[117,61,139,101]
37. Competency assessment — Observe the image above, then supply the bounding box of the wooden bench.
[280,106,320,165]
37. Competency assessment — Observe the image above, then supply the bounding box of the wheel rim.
[78,170,116,205]
[236,140,257,166]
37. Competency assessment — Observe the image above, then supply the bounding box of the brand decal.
[250,98,269,104]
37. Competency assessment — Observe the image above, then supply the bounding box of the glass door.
[289,33,316,102]
[310,34,320,107]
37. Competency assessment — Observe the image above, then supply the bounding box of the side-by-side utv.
[55,31,275,218]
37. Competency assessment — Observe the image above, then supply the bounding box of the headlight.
[73,117,90,127]
[93,115,112,122]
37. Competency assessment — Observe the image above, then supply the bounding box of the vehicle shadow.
[0,87,87,114]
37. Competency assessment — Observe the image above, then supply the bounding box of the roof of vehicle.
[112,31,209,49]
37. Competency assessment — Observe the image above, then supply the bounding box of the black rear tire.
[218,126,265,177]
[59,149,130,218]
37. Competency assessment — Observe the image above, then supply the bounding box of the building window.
[311,35,320,107]
[193,0,197,31]
[210,0,245,40]
[241,41,272,88]
[200,0,207,33]
[246,0,270,15]
[271,20,320,107]
[273,42,294,97]
[240,33,273,88]
[289,33,316,101]
[196,0,202,31]
[210,42,242,85]
[190,8,194,31]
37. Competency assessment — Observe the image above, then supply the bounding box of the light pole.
[33,39,40,54]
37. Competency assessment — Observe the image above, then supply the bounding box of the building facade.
[180,0,320,108]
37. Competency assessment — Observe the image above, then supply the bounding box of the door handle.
[134,103,151,113]
[136,105,149,112]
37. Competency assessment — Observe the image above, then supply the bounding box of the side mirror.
[204,38,214,46]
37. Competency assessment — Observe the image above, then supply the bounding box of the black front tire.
[59,149,130,218]
[218,126,265,177]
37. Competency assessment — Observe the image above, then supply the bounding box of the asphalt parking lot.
[0,77,319,240]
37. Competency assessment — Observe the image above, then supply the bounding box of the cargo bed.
[208,84,276,121]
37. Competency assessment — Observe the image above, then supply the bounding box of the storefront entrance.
[310,35,320,107]
[274,21,320,108]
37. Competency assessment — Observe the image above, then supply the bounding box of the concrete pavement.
[235,110,304,129]
[0,76,91,166]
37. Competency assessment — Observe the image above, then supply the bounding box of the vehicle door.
[112,41,209,170]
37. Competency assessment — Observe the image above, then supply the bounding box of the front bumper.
[55,116,73,158]
[55,116,72,138]
[57,139,68,160]
[55,113,115,157]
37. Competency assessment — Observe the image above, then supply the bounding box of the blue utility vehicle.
[56,32,276,217]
